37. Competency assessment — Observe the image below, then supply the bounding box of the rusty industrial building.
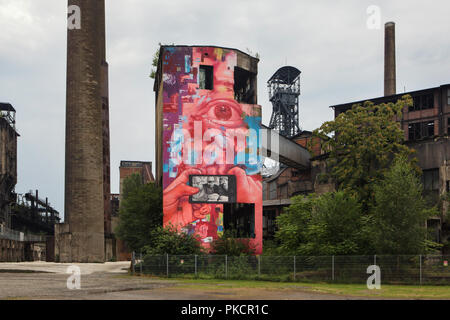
[0,103,18,228]
[262,22,450,252]
[0,103,61,261]
[56,0,113,262]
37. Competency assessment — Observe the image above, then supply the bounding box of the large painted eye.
[214,104,232,120]
[202,99,244,128]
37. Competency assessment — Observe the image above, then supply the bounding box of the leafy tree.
[275,192,368,255]
[115,174,163,252]
[142,226,204,255]
[274,194,315,254]
[313,95,417,208]
[149,49,159,79]
[302,191,367,255]
[370,155,437,254]
[149,43,175,79]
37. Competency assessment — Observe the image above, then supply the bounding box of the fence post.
[225,255,228,279]
[131,251,135,275]
[195,254,197,277]
[166,254,169,278]
[332,255,334,281]
[293,256,296,281]
[139,251,143,275]
[419,255,422,285]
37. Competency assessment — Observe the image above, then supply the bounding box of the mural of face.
[161,47,263,254]
[220,177,228,191]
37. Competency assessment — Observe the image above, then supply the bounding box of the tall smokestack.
[384,21,396,96]
[64,0,106,262]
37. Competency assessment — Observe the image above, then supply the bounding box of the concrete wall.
[0,239,46,262]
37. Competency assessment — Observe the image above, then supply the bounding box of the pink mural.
[161,47,262,254]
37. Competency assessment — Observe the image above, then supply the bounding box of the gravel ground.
[0,262,376,300]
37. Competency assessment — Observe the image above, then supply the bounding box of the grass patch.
[130,276,450,299]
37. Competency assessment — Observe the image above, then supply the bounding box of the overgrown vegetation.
[211,230,256,256]
[142,226,204,255]
[271,97,439,256]
[114,173,163,252]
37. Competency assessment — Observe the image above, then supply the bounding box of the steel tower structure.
[267,66,301,138]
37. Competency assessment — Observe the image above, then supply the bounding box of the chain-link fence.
[131,253,450,285]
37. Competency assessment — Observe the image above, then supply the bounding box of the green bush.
[211,230,256,256]
[142,226,204,255]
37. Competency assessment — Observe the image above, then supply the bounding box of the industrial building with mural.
[0,1,449,262]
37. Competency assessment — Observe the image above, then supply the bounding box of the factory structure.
[0,103,18,228]
[0,102,61,261]
[55,0,113,262]
[154,46,264,254]
[3,2,449,261]
[262,22,450,251]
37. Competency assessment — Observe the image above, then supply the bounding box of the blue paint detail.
[243,115,262,175]
[163,164,169,173]
[185,55,191,73]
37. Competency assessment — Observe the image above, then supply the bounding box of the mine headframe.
[267,66,301,138]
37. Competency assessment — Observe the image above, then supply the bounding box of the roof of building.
[268,66,301,84]
[330,83,450,111]
[263,166,289,183]
[159,45,259,60]
[0,103,15,112]
[120,160,152,167]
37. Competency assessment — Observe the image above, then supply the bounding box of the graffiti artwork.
[161,46,262,253]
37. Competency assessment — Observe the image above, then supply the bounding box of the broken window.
[234,67,256,104]
[223,203,255,238]
[409,93,434,111]
[422,169,439,191]
[408,121,434,140]
[263,209,277,239]
[269,181,277,200]
[427,219,441,243]
[199,65,213,90]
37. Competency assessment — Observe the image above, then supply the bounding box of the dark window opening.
[269,181,277,200]
[408,121,434,141]
[422,169,440,206]
[234,67,256,104]
[263,210,277,239]
[223,203,255,238]
[409,93,434,112]
[199,65,213,90]
[427,219,441,243]
[448,118,450,135]
[422,169,439,191]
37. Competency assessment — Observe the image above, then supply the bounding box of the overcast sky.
[0,0,449,215]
